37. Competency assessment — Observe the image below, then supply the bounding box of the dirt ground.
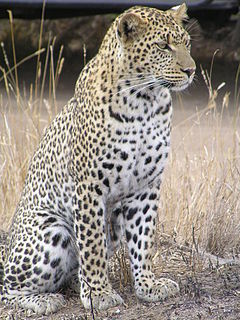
[1,234,240,320]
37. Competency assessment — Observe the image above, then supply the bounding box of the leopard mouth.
[171,81,192,91]
[164,76,194,92]
[160,68,195,91]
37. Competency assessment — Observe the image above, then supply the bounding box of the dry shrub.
[159,69,240,257]
[160,130,240,256]
[0,12,63,229]
[0,102,50,229]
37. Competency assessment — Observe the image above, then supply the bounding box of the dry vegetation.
[0,12,240,320]
[160,77,240,257]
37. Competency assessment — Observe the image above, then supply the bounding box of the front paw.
[81,288,124,310]
[135,277,179,302]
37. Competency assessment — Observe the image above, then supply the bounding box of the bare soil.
[1,234,240,320]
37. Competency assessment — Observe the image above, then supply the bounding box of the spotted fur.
[0,4,195,315]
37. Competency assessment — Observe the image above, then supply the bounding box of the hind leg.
[1,210,77,315]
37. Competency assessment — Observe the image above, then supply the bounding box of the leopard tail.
[0,230,8,287]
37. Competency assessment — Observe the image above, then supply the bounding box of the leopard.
[0,4,196,315]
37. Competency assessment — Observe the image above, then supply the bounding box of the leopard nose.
[181,68,195,78]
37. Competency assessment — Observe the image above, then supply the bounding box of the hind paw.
[4,293,66,315]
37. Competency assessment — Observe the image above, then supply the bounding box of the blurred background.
[0,0,239,103]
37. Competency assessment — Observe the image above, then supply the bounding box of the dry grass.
[159,85,240,257]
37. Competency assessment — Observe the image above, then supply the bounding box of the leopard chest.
[100,97,172,201]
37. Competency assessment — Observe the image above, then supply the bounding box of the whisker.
[114,77,156,96]
[119,72,153,77]
[118,71,155,78]
[117,75,154,83]
[113,73,171,98]
[155,78,171,90]
[128,78,169,99]
[128,81,156,98]
[186,19,199,32]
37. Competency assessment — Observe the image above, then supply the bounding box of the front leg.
[124,186,179,302]
[73,183,123,310]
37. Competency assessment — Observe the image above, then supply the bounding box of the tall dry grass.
[0,9,63,229]
[159,68,240,258]
[0,13,239,260]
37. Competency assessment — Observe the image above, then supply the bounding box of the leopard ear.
[168,3,188,25]
[117,13,147,43]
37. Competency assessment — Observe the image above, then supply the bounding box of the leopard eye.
[155,42,172,51]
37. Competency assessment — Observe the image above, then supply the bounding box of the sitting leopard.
[0,4,195,315]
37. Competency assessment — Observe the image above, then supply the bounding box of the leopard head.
[115,4,196,92]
